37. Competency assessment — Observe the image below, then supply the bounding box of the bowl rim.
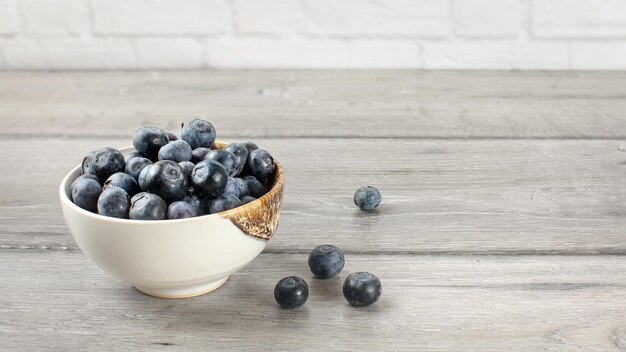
[59,144,284,225]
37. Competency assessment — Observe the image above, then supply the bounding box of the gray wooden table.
[1,70,625,351]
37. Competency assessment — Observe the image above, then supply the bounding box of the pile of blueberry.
[70,119,275,220]
[274,245,382,308]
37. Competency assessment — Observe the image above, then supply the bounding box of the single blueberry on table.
[247,149,275,180]
[342,272,382,307]
[71,174,102,190]
[243,175,268,198]
[308,245,345,279]
[129,192,167,220]
[240,196,256,205]
[125,157,152,181]
[353,186,381,211]
[158,140,193,162]
[190,160,228,198]
[167,201,197,219]
[97,186,130,219]
[224,143,249,175]
[181,190,205,215]
[178,161,195,180]
[144,160,188,203]
[82,147,125,181]
[71,178,102,213]
[209,194,242,213]
[138,164,153,191]
[133,127,169,160]
[124,151,143,164]
[104,172,140,197]
[274,276,309,309]
[192,147,211,163]
[204,150,239,177]
[166,132,178,141]
[181,119,216,149]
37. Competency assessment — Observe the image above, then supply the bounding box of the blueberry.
[104,172,140,197]
[353,186,381,210]
[178,161,195,180]
[243,175,267,198]
[243,141,259,153]
[224,143,249,175]
[204,150,239,177]
[82,147,125,181]
[209,194,242,213]
[190,161,228,198]
[233,177,249,197]
[240,196,256,205]
[124,151,144,163]
[167,201,197,219]
[125,157,152,181]
[129,192,167,220]
[138,164,152,191]
[71,178,102,213]
[181,190,205,215]
[144,160,188,203]
[181,119,216,149]
[158,140,192,162]
[342,272,382,307]
[71,174,102,190]
[274,276,309,309]
[247,149,275,180]
[166,132,178,141]
[133,127,169,160]
[192,147,211,163]
[223,177,241,198]
[97,186,130,218]
[308,245,345,279]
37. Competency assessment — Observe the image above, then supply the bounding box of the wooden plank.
[1,250,625,351]
[2,137,625,254]
[1,71,626,138]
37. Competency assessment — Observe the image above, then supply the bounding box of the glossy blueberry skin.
[247,149,275,180]
[82,147,125,181]
[129,192,167,220]
[240,196,256,205]
[190,160,228,197]
[343,272,382,307]
[125,157,152,181]
[133,127,169,160]
[144,160,188,203]
[224,143,249,175]
[104,172,140,197]
[178,161,195,180]
[124,151,144,163]
[204,150,239,177]
[158,140,193,162]
[209,194,242,213]
[181,119,216,149]
[167,201,197,219]
[71,174,102,190]
[71,178,102,213]
[97,186,130,219]
[191,147,211,163]
[243,175,268,198]
[274,276,309,309]
[181,190,205,215]
[353,186,381,210]
[308,245,345,279]
[138,164,152,191]
[166,132,178,141]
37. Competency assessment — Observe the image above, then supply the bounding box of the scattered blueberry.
[247,149,275,180]
[240,196,256,205]
[133,127,169,160]
[71,174,102,190]
[308,245,345,279]
[124,151,143,163]
[82,147,125,181]
[144,160,188,203]
[166,132,178,141]
[192,147,211,163]
[224,143,249,175]
[178,161,195,180]
[244,175,267,198]
[167,201,197,219]
[204,150,239,177]
[353,186,381,210]
[181,119,216,149]
[158,140,192,163]
[71,178,102,213]
[125,157,152,181]
[104,172,140,197]
[209,194,242,213]
[342,272,382,307]
[190,161,228,197]
[138,164,153,191]
[97,186,130,219]
[181,189,205,215]
[274,276,309,309]
[129,192,167,220]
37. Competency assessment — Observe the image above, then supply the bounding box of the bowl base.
[134,276,229,299]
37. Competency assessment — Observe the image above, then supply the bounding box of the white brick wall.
[1,0,626,70]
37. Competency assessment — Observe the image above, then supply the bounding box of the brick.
[207,37,349,68]
[0,0,19,34]
[19,0,88,36]
[92,0,230,35]
[3,39,135,69]
[453,0,522,38]
[532,0,626,37]
[350,40,420,68]
[512,41,570,69]
[135,38,205,68]
[234,0,302,34]
[306,0,449,37]
[571,42,626,69]
[422,41,514,69]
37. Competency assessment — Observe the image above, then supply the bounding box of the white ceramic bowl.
[59,143,284,298]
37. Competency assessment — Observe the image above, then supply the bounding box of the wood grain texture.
[1,250,625,351]
[2,137,625,254]
[1,71,626,138]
